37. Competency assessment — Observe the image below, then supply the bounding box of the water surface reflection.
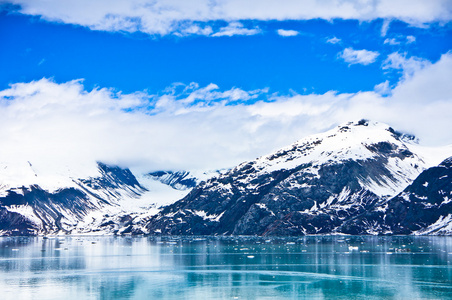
[0,236,451,299]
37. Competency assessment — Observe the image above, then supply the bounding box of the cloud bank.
[1,52,451,174]
[6,0,452,36]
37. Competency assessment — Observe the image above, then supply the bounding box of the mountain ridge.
[145,120,452,236]
[0,120,451,236]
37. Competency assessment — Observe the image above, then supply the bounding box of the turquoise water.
[0,236,451,299]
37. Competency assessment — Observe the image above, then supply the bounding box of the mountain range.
[1,120,451,236]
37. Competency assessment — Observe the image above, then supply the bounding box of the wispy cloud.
[374,80,391,96]
[211,22,260,37]
[382,52,431,78]
[1,53,451,174]
[339,48,380,65]
[6,0,452,36]
[326,37,341,44]
[381,19,391,37]
[174,24,213,37]
[383,35,417,46]
[277,29,299,37]
[384,38,400,45]
[406,35,416,44]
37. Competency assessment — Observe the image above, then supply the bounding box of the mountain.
[340,156,452,235]
[0,162,213,236]
[145,120,451,236]
[0,163,144,235]
[1,120,450,236]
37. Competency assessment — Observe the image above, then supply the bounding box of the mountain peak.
[145,120,440,236]
[250,120,421,186]
[332,120,417,143]
[439,156,452,168]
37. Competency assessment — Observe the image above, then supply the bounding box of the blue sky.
[1,0,452,172]
[2,11,451,96]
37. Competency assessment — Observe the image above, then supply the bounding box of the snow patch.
[5,205,42,227]
[193,210,224,222]
[414,214,452,235]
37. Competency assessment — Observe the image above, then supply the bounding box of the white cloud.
[382,52,431,78]
[1,53,452,175]
[7,0,452,36]
[211,22,260,37]
[383,35,417,46]
[277,29,299,37]
[174,24,213,37]
[326,37,341,44]
[384,38,400,45]
[374,80,391,95]
[390,52,452,105]
[0,79,270,172]
[406,35,416,43]
[381,19,391,36]
[339,47,380,65]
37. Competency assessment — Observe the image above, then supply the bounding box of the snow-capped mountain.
[0,162,214,235]
[145,120,452,236]
[1,120,451,236]
[0,163,131,235]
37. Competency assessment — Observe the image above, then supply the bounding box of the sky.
[1,0,452,174]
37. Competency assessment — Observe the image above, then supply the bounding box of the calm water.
[0,236,451,299]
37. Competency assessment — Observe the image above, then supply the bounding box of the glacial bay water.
[0,236,451,299]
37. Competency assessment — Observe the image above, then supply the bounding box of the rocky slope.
[1,120,450,236]
[0,162,214,235]
[340,156,452,235]
[0,163,146,235]
[145,120,451,236]
[146,171,197,190]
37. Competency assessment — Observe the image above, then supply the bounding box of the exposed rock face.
[146,171,197,190]
[341,156,452,235]
[146,120,441,236]
[0,159,221,236]
[0,207,37,236]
